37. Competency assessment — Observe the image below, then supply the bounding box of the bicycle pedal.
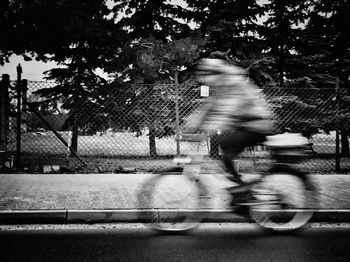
[226,182,256,193]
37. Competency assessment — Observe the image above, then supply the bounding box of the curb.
[1,209,350,224]
[0,210,67,224]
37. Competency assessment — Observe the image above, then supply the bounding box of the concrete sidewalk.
[0,173,350,224]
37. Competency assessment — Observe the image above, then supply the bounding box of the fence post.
[174,71,181,156]
[16,64,22,169]
[22,79,28,133]
[0,74,10,155]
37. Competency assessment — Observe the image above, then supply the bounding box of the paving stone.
[0,174,349,211]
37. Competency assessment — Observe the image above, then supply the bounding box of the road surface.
[0,223,349,261]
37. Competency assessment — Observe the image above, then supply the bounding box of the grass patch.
[5,131,349,174]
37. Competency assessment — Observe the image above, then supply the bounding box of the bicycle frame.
[138,134,317,232]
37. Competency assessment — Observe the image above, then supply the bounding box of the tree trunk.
[149,125,157,157]
[70,116,79,153]
[277,53,284,87]
[341,130,349,156]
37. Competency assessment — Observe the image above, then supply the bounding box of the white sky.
[0,56,56,81]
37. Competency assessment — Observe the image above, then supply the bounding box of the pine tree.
[25,0,128,152]
[112,0,192,41]
[185,0,265,62]
[110,0,199,156]
[260,0,310,87]
[298,0,350,156]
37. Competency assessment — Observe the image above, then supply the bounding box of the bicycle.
[137,133,318,233]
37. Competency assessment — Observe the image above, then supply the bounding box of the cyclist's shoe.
[230,191,253,205]
[229,192,255,216]
[228,177,244,184]
[226,180,256,194]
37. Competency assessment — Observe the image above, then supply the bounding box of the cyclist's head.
[196,58,247,85]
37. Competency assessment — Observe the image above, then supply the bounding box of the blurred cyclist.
[184,58,274,184]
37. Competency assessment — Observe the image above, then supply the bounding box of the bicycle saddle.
[264,133,309,148]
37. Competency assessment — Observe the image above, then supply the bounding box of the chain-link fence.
[2,76,350,173]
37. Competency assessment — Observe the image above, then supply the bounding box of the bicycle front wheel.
[137,171,208,233]
[249,168,317,232]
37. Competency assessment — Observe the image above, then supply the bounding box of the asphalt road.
[0,223,349,262]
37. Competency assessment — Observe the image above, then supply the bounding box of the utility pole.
[174,71,181,156]
[335,75,341,172]
[16,64,22,169]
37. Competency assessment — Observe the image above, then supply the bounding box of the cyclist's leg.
[219,129,266,184]
[219,130,246,183]
[221,151,242,183]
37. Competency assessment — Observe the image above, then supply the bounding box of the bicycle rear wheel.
[249,168,317,232]
[137,170,208,233]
